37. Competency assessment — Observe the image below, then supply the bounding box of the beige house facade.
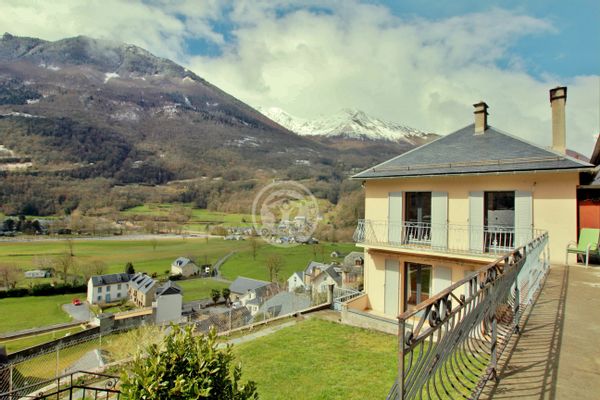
[349,87,594,320]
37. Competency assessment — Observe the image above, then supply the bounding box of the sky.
[0,0,598,153]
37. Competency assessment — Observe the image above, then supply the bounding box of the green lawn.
[233,318,397,400]
[0,326,84,353]
[120,204,255,228]
[0,237,250,287]
[0,293,81,333]
[220,242,357,281]
[176,278,230,302]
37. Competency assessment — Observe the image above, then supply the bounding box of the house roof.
[304,261,327,275]
[343,252,364,266]
[257,292,311,318]
[128,273,157,294]
[90,273,131,287]
[172,257,195,267]
[156,280,182,297]
[353,124,593,179]
[229,276,271,294]
[315,266,342,286]
[289,271,305,282]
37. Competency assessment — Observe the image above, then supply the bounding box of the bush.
[120,325,258,399]
[30,283,87,296]
[168,274,182,281]
[0,288,29,299]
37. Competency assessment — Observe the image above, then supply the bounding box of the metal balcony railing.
[353,219,544,257]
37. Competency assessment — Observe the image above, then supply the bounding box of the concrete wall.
[155,294,183,324]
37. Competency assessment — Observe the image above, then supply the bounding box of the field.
[0,326,84,353]
[234,318,397,400]
[176,278,230,302]
[220,242,357,281]
[0,294,80,333]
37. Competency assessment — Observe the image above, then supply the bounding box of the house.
[330,250,343,258]
[171,257,199,277]
[254,291,311,320]
[229,276,278,315]
[343,252,364,268]
[303,261,329,286]
[287,271,307,292]
[24,269,50,279]
[312,266,342,293]
[349,87,594,322]
[87,273,130,305]
[153,281,183,324]
[128,273,157,307]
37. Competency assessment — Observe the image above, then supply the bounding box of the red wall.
[579,200,600,230]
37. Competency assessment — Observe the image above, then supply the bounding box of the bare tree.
[0,263,20,289]
[249,236,260,261]
[265,254,284,282]
[78,259,107,283]
[65,238,75,257]
[151,238,158,251]
[53,252,77,284]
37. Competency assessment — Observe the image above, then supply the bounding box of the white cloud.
[0,0,597,153]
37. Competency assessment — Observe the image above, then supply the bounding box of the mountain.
[0,33,423,218]
[257,106,436,145]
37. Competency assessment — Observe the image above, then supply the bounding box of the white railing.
[354,219,544,257]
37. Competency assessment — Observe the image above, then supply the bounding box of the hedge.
[0,283,86,299]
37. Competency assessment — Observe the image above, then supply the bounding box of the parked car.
[71,298,82,306]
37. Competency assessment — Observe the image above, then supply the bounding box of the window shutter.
[388,192,403,245]
[515,191,533,247]
[469,192,484,252]
[431,192,448,249]
[432,265,452,295]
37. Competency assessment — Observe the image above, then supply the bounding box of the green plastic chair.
[566,228,600,267]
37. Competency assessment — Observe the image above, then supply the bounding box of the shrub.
[168,274,182,281]
[0,288,28,299]
[120,325,258,399]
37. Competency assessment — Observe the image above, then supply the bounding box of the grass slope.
[233,318,397,400]
[176,278,230,302]
[0,294,78,333]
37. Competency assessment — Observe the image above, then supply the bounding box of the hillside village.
[0,3,598,399]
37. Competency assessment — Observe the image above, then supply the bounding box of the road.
[62,302,92,322]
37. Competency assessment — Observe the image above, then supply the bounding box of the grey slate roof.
[128,273,157,294]
[353,124,593,179]
[320,266,342,286]
[256,292,311,319]
[304,261,327,275]
[156,280,182,296]
[90,273,131,287]
[172,257,194,267]
[229,276,271,294]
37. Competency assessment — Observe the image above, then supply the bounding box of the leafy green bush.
[120,325,258,399]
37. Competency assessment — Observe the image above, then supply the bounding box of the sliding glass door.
[404,262,432,311]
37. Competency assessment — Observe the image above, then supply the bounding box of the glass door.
[404,262,432,311]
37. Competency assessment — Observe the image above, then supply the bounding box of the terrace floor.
[483,264,600,399]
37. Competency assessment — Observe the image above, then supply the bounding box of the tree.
[211,288,221,305]
[265,254,284,282]
[0,263,19,289]
[120,325,258,399]
[150,238,158,251]
[79,259,107,282]
[53,252,76,284]
[65,238,75,257]
[222,288,231,305]
[249,236,260,261]
[2,218,15,232]
[125,262,135,275]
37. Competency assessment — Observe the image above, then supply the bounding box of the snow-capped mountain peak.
[256,106,433,144]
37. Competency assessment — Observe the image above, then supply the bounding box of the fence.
[332,287,362,311]
[388,231,549,399]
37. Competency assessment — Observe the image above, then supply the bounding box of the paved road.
[62,303,92,322]
[483,264,600,400]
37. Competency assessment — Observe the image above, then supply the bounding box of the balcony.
[353,219,544,257]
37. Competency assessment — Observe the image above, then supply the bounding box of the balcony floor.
[482,264,600,399]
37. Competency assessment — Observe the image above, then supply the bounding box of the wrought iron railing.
[353,219,544,257]
[386,231,549,399]
[0,370,120,400]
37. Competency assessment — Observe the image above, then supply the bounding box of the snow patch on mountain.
[257,106,431,144]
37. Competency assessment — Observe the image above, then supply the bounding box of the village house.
[347,87,594,326]
[287,271,307,292]
[153,281,183,324]
[128,272,157,307]
[229,276,278,315]
[24,269,51,279]
[87,273,130,305]
[170,257,199,277]
[303,261,329,287]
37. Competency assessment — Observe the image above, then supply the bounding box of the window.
[405,263,432,311]
[404,192,432,242]
[97,295,101,301]
[106,285,111,291]
[117,284,121,290]
[98,287,102,293]
[117,292,121,298]
[484,191,515,250]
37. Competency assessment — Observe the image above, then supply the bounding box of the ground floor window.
[405,262,432,311]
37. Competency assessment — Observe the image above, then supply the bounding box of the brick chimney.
[550,86,567,154]
[473,101,489,134]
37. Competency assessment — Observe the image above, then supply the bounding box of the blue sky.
[0,0,598,152]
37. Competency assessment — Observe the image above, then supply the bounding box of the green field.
[0,326,84,353]
[0,237,250,286]
[176,278,230,302]
[0,294,81,333]
[234,318,397,400]
[220,242,357,281]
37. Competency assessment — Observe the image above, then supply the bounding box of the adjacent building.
[87,273,131,305]
[153,281,183,324]
[229,276,278,315]
[128,273,157,307]
[287,271,307,292]
[170,257,199,277]
[349,87,594,321]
